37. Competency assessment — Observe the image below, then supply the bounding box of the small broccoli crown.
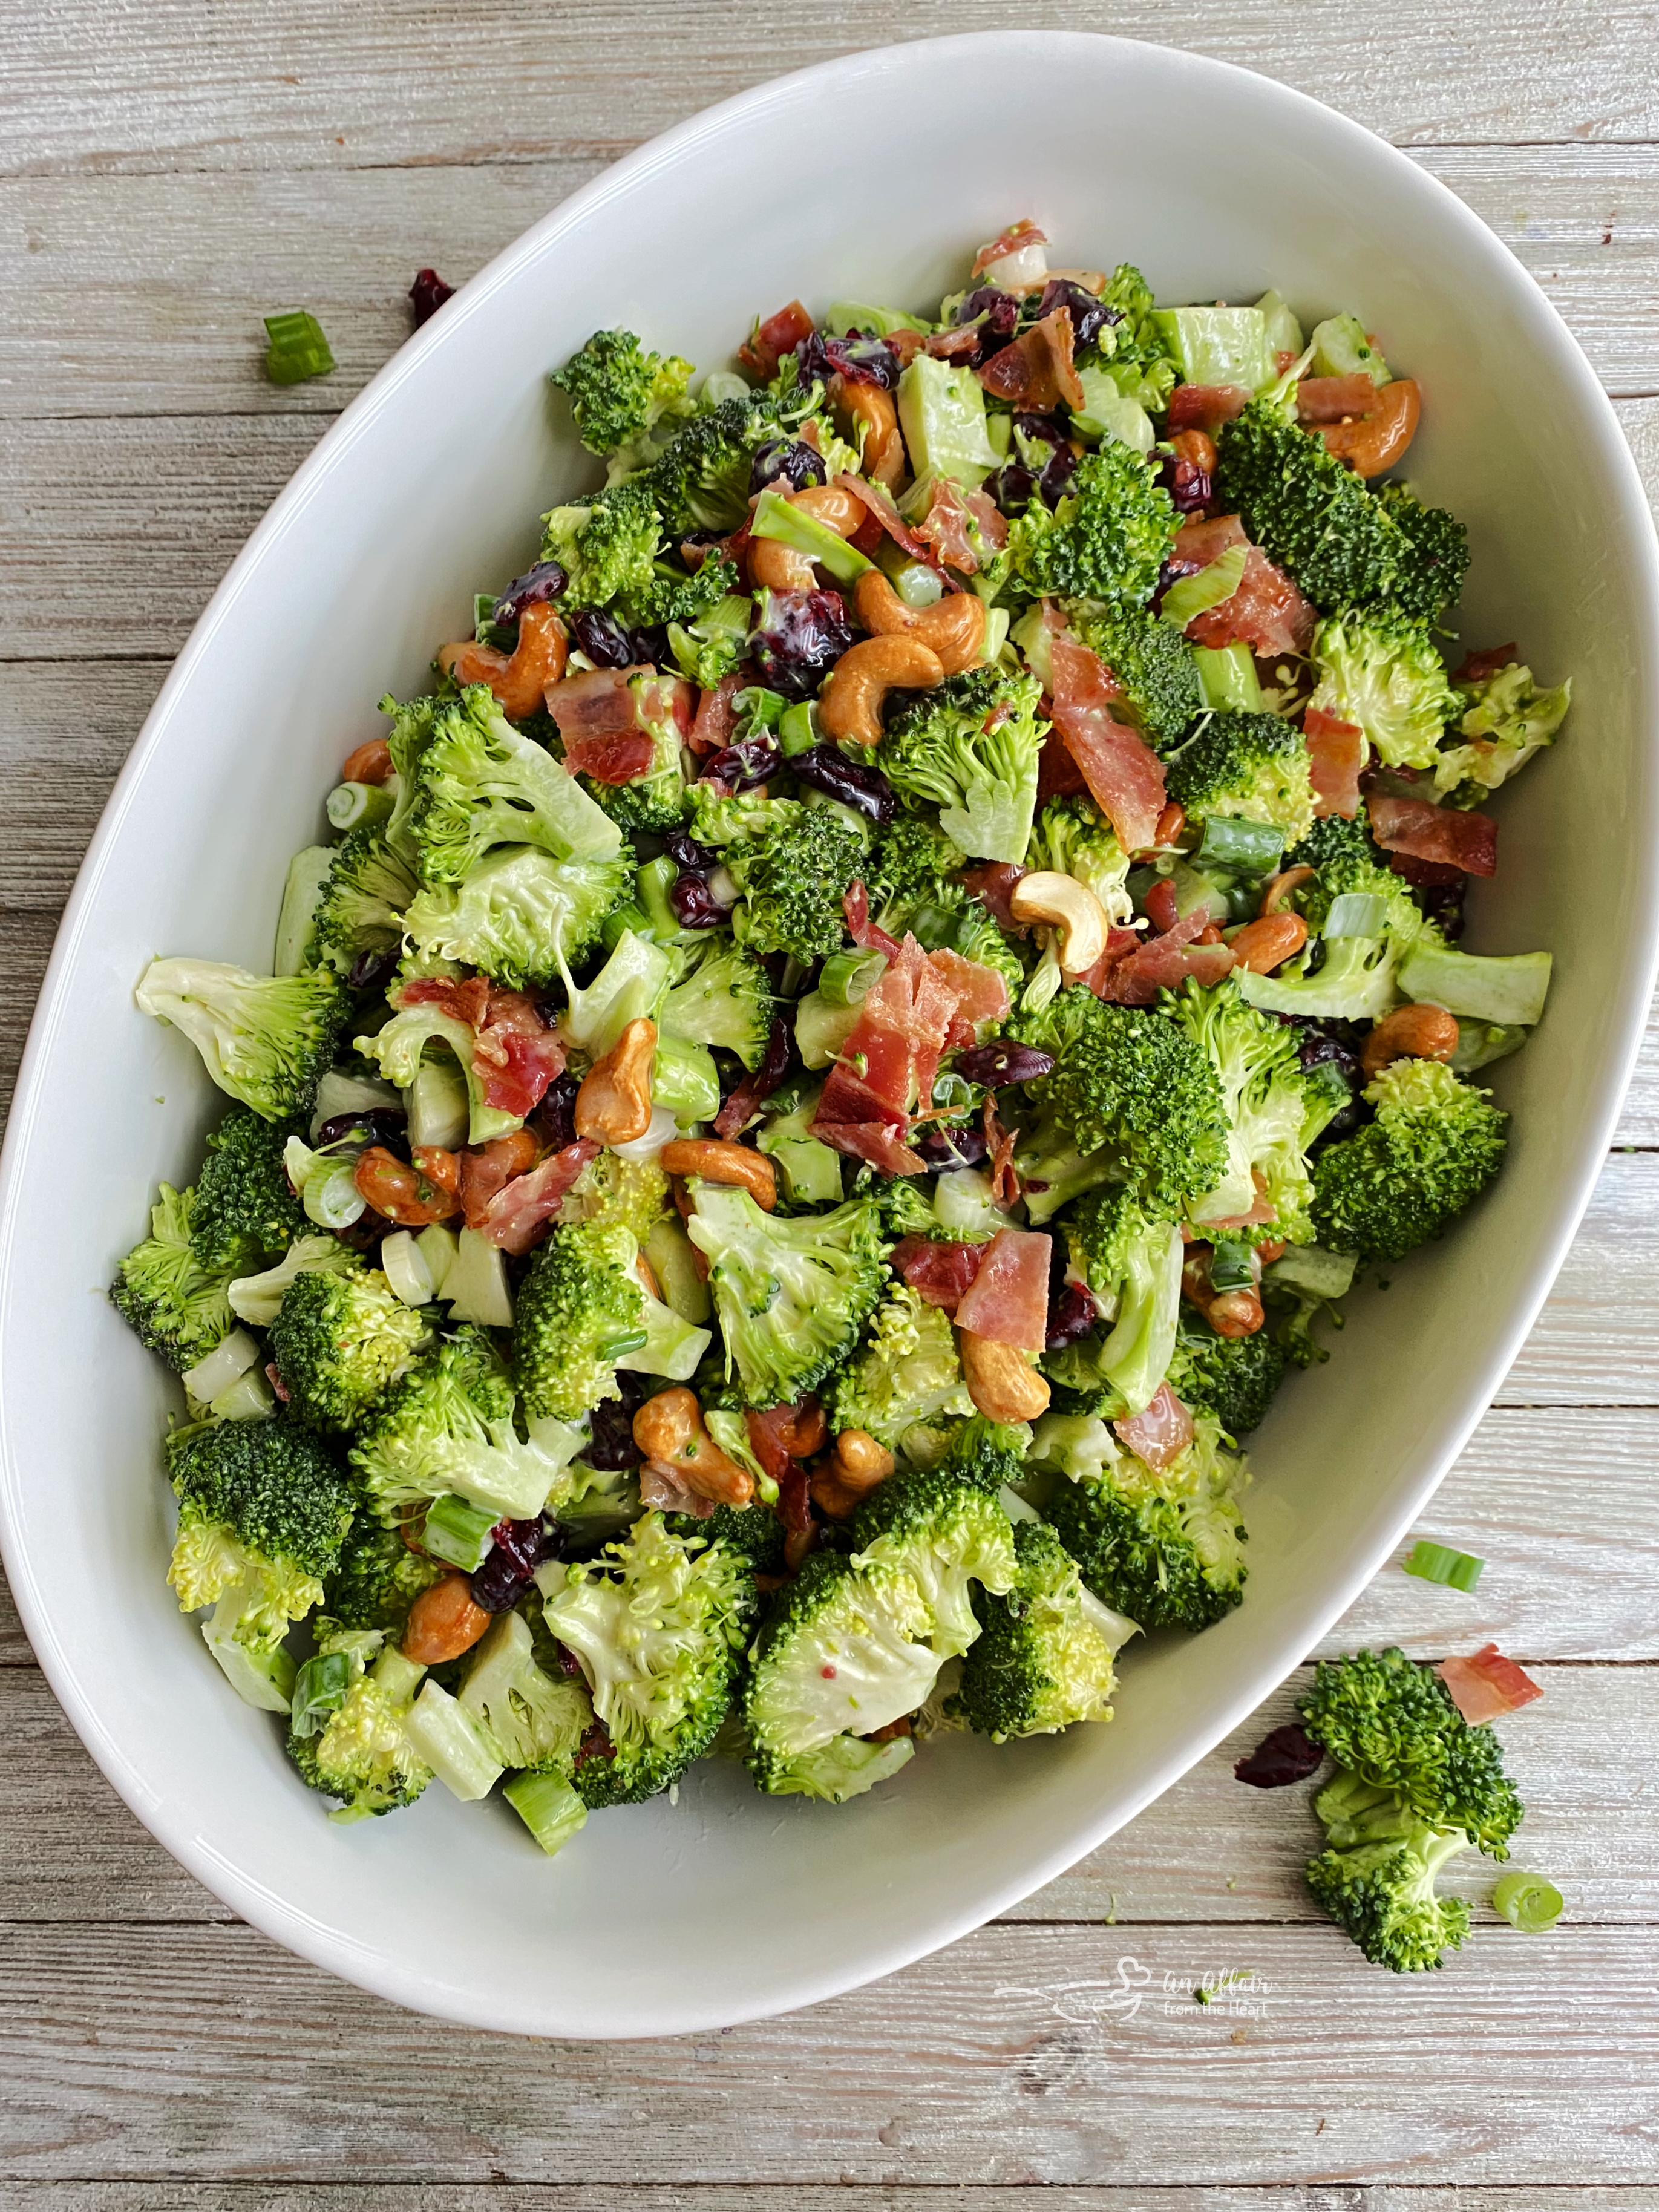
[935,1414,1033,1495]
[865,814,968,920]
[848,1462,1018,1658]
[558,1148,670,1242]
[110,1183,237,1372]
[348,1324,517,1522]
[166,1416,353,1642]
[549,327,695,458]
[951,1518,1119,1741]
[629,553,741,630]
[1167,1311,1288,1438]
[514,1219,647,1423]
[661,937,775,1070]
[268,1265,427,1433]
[1066,1179,1160,1289]
[1374,481,1471,626]
[1306,1808,1472,1972]
[1012,987,1231,1217]
[405,685,622,888]
[1095,262,1179,411]
[643,394,775,537]
[1045,1415,1249,1632]
[134,958,348,1124]
[828,1283,974,1456]
[721,800,867,963]
[1298,1646,1523,1854]
[1283,805,1424,943]
[1023,794,1132,923]
[309,828,418,975]
[1166,710,1315,845]
[538,478,664,609]
[1214,401,1408,612]
[1435,658,1571,807]
[890,877,1027,994]
[1312,1058,1507,1263]
[326,1505,443,1630]
[402,845,633,990]
[459,1607,594,1771]
[189,1107,309,1276]
[290,1659,431,1817]
[880,667,1047,866]
[1307,609,1458,772]
[686,1182,886,1409]
[663,1500,787,1574]
[1006,442,1177,606]
[1170,974,1324,1242]
[1062,600,1203,751]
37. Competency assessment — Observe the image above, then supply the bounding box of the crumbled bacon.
[1305,706,1367,819]
[890,1237,986,1312]
[977,309,1085,412]
[1436,1644,1543,1725]
[690,666,751,755]
[843,880,902,960]
[1167,384,1252,431]
[1114,1383,1194,1470]
[1295,375,1378,424]
[477,1140,601,1254]
[738,299,816,382]
[1369,792,1498,877]
[954,1227,1052,1351]
[972,219,1048,278]
[1048,629,1167,854]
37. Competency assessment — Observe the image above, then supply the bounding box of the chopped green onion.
[326,780,394,833]
[1493,1871,1563,1932]
[819,949,886,1007]
[263,310,336,386]
[1197,815,1286,879]
[503,1768,589,1857]
[1209,1237,1255,1292]
[733,686,786,730]
[422,1493,499,1571]
[1159,542,1248,631]
[603,897,656,951]
[1402,1539,1485,1592]
[779,701,823,756]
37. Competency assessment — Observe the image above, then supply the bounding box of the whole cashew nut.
[401,1572,492,1665]
[830,376,906,487]
[437,601,569,721]
[632,1386,755,1506]
[853,569,987,676]
[1008,870,1111,980]
[957,1330,1052,1423]
[819,634,944,748]
[1360,1001,1460,1080]
[574,1016,656,1146]
[1228,912,1309,976]
[1320,378,1421,479]
[809,1427,895,1519]
[659,1139,778,1212]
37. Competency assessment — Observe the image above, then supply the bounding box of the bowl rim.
[4,27,1657,2036]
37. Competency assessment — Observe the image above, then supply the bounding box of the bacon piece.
[977,309,1085,412]
[1074,925,1144,998]
[1295,375,1378,424]
[1369,792,1498,877]
[1114,1382,1194,1470]
[1180,940,1238,986]
[546,663,639,738]
[562,725,655,785]
[399,974,490,1029]
[1174,514,1249,566]
[1454,643,1520,686]
[1188,548,1317,657]
[1049,630,1167,854]
[473,990,567,1118]
[549,663,691,782]
[477,1140,601,1254]
[1036,731,1089,806]
[458,1130,540,1229]
[1096,908,1209,1004]
[811,934,959,1176]
[983,1093,1019,1209]
[961,862,1030,933]
[1201,1170,1277,1231]
[930,947,1009,1049]
[831,473,944,572]
[843,881,902,960]
[713,1016,793,1139]
[965,486,1008,552]
[891,1236,985,1313]
[954,1227,1052,1352]
[690,667,750,756]
[1168,384,1252,431]
[914,479,984,573]
[925,324,984,363]
[1436,1644,1543,1726]
[738,299,816,382]
[1304,705,1367,819]
[972,219,1048,278]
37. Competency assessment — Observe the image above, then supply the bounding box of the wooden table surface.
[3,4,1658,2202]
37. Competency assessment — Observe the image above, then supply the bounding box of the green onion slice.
[1402,1538,1485,1592]
[264,309,336,386]
[1493,1871,1563,1932]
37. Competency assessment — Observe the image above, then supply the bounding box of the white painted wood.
[22,2193,1659,2211]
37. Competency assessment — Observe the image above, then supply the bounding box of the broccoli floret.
[309,828,418,976]
[1166,710,1315,847]
[134,957,348,1124]
[1234,930,1405,1025]
[643,394,776,537]
[549,327,695,459]
[629,554,742,630]
[1011,986,1231,1219]
[1044,1185,1185,1418]
[1023,795,1133,925]
[743,1549,937,1797]
[267,1264,427,1432]
[289,1629,431,1817]
[1433,658,1571,807]
[880,667,1047,866]
[865,814,967,921]
[1298,1644,1524,1855]
[539,1511,755,1805]
[951,1519,1121,1741]
[557,1149,671,1242]
[663,1499,787,1574]
[353,993,523,1150]
[326,1504,443,1631]
[1094,263,1179,413]
[514,1220,647,1424]
[539,479,664,610]
[1373,481,1471,627]
[1045,1412,1249,1632]
[459,1606,594,1770]
[350,1324,572,1525]
[1282,806,1425,945]
[401,845,634,990]
[713,799,867,964]
[828,1283,975,1458]
[1171,975,1335,1240]
[1167,1311,1288,1438]
[1307,610,1459,772]
[402,684,624,888]
[659,936,774,1070]
[111,1183,237,1373]
[889,878,1028,996]
[189,1107,310,1276]
[848,1463,1018,1658]
[934,1413,1033,1495]
[1005,442,1177,607]
[1312,1058,1507,1262]
[1062,601,1203,751]
[1305,1779,1473,1972]
[224,1232,360,1328]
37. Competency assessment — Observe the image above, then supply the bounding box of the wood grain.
[19,2194,1659,2211]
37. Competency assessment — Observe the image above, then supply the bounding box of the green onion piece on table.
[1493,1871,1563,1932]
[1401,1538,1484,1591]
[264,310,336,386]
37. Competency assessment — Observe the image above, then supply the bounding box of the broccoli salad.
[116,218,1565,1849]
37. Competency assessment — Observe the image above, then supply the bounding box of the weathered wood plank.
[6,0,1659,178]
[3,146,1656,422]
[22,2190,1659,2211]
[1501,1152,1659,1402]
[0,663,163,909]
[0,1918,1654,2182]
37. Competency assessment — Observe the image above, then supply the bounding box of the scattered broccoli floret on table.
[111,1183,237,1372]
[660,937,775,1070]
[1045,1414,1249,1632]
[540,1511,755,1806]
[828,1283,975,1459]
[1307,609,1459,772]
[1005,442,1177,606]
[549,327,695,459]
[1304,1778,1474,1972]
[1062,600,1203,751]
[514,1220,647,1424]
[134,957,348,1124]
[402,844,633,989]
[849,1464,1018,1658]
[1312,1058,1507,1263]
[189,1107,309,1276]
[1165,709,1315,847]
[326,1504,443,1632]
[951,1519,1122,1741]
[267,1264,427,1433]
[539,479,665,610]
[289,1625,431,1818]
[1168,1311,1288,1438]
[308,828,418,977]
[880,668,1047,866]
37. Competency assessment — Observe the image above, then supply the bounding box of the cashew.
[819,634,944,748]
[809,1426,895,1519]
[748,537,818,592]
[1320,379,1421,478]
[401,1572,492,1665]
[830,377,905,486]
[794,483,865,534]
[1361,1001,1460,1080]
[631,1386,754,1507]
[574,1016,656,1145]
[660,1139,777,1211]
[436,601,569,720]
[1258,865,1315,917]
[1228,912,1309,975]
[1008,869,1110,979]
[957,1330,1052,1423]
[852,569,987,675]
[341,736,394,786]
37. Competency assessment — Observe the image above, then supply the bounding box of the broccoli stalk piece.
[1307,610,1459,772]
[352,995,525,1149]
[326,1504,443,1632]
[111,1183,238,1373]
[684,1180,886,1408]
[166,1416,355,1709]
[1023,794,1134,925]
[1166,710,1315,847]
[1005,441,1177,606]
[951,1519,1123,1741]
[1312,1058,1507,1262]
[189,1107,310,1275]
[848,1465,1018,1658]
[514,1220,647,1424]
[1167,1309,1288,1438]
[1171,976,1337,1240]
[1305,1778,1474,1972]
[401,845,634,990]
[289,1627,431,1817]
[880,668,1047,866]
[1235,931,1404,1025]
[1043,1185,1185,1418]
[459,1606,594,1770]
[1061,601,1203,751]
[309,828,418,976]
[538,1511,755,1806]
[135,957,348,1124]
[828,1283,975,1460]
[539,479,665,610]
[1045,1413,1249,1632]
[659,936,775,1070]
[267,1264,427,1432]
[549,327,695,459]
[1434,658,1571,807]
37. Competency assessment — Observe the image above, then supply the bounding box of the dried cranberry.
[1234,1720,1325,1788]
[313,1107,408,1157]
[790,744,897,823]
[1413,879,1467,940]
[1015,410,1069,453]
[630,621,672,669]
[664,829,716,873]
[913,1123,990,1171]
[408,268,454,326]
[346,946,401,993]
[470,1517,550,1612]
[1038,443,1079,509]
[794,330,900,390]
[1035,277,1119,352]
[713,1018,795,1136]
[988,460,1038,519]
[492,559,566,624]
[1157,452,1212,514]
[1045,1280,1097,1352]
[531,1070,581,1151]
[952,1039,1057,1088]
[952,286,1021,364]
[700,730,780,791]
[750,439,828,496]
[669,872,732,929]
[748,587,854,702]
[585,1375,647,1470]
[568,607,638,670]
